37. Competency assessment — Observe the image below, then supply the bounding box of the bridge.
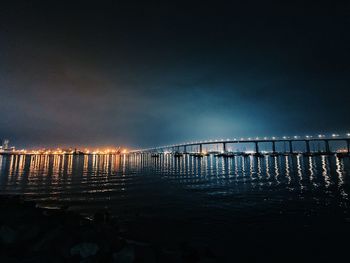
[130,133,350,156]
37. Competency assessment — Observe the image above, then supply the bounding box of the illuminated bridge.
[131,133,350,156]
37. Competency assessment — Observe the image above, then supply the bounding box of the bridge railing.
[130,133,350,155]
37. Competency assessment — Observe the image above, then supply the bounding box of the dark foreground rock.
[0,195,217,263]
[3,195,350,263]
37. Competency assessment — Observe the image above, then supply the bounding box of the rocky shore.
[2,195,350,262]
[0,195,217,263]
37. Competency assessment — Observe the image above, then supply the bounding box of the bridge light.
[306,135,310,138]
[294,136,298,139]
[332,134,339,137]
[318,134,324,138]
[283,136,287,139]
[272,137,276,140]
[347,133,350,137]
[240,138,244,140]
[226,138,230,141]
[255,137,259,140]
[264,137,267,140]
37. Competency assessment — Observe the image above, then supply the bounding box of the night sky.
[1,1,349,148]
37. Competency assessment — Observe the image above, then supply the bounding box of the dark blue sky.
[1,0,349,148]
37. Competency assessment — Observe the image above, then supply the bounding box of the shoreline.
[0,195,216,263]
[1,194,350,262]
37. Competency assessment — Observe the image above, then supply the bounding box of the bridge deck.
[131,136,350,154]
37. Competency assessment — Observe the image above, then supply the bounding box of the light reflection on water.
[1,154,350,228]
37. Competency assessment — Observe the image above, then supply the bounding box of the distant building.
[2,139,9,150]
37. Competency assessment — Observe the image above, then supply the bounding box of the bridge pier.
[324,140,331,154]
[184,145,187,153]
[272,141,276,154]
[223,142,227,153]
[289,140,294,154]
[254,142,259,154]
[347,140,350,154]
[305,140,310,154]
[199,144,203,153]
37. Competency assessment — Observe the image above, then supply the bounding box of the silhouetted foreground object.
[1,195,350,262]
[0,195,218,262]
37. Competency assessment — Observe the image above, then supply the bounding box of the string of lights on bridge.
[135,133,350,152]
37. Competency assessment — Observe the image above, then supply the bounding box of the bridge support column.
[305,140,310,154]
[254,142,259,154]
[223,142,227,152]
[324,140,331,154]
[184,145,187,153]
[272,141,276,154]
[289,141,293,154]
[199,144,203,153]
[347,140,350,154]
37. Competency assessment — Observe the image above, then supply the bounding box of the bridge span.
[130,134,350,157]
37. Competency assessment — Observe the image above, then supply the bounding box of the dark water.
[1,153,350,260]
